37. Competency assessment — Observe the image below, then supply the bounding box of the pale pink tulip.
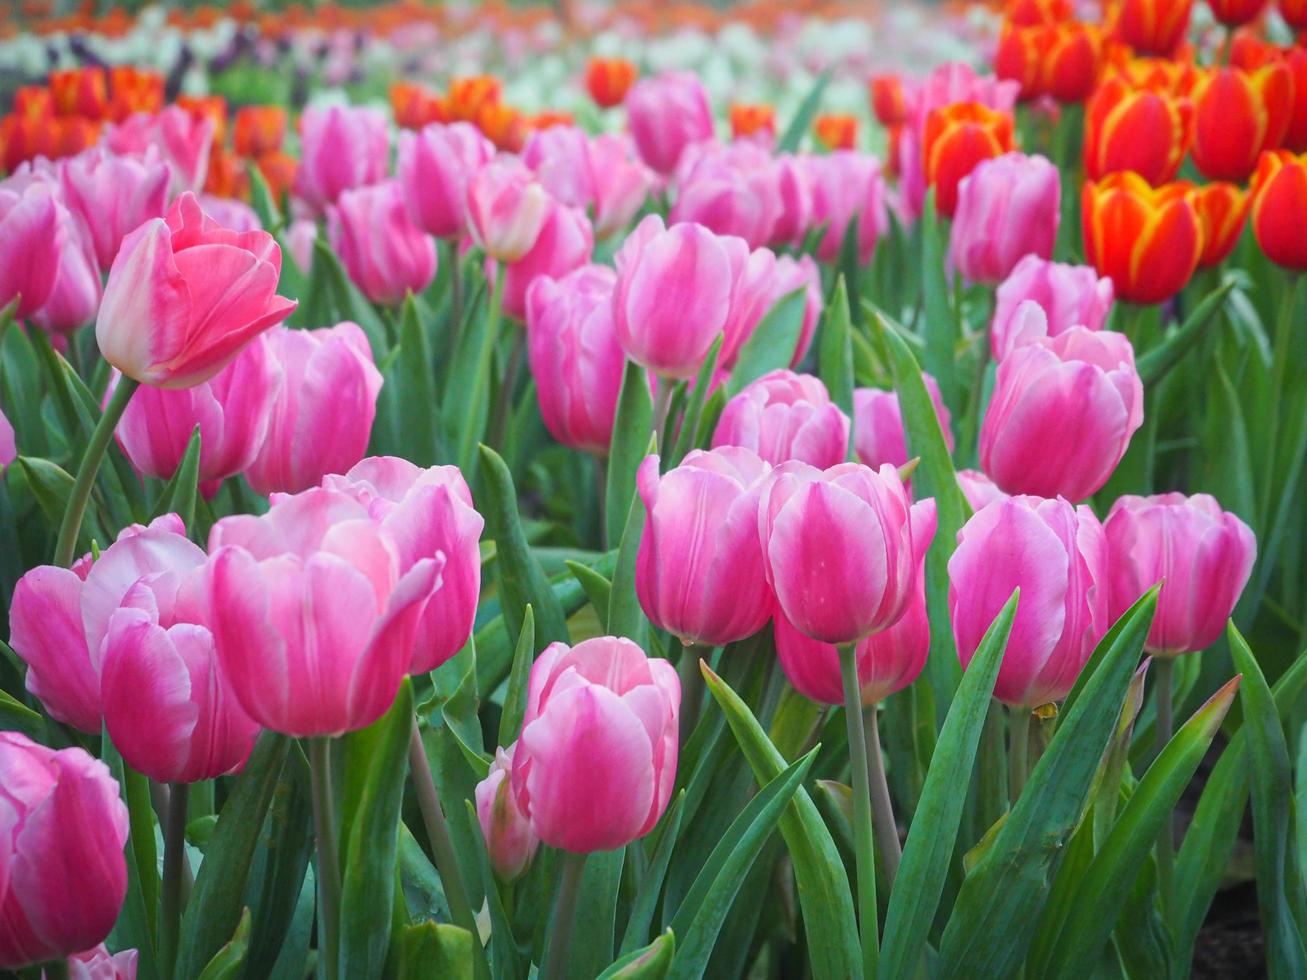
[475,745,539,880]
[713,370,850,468]
[991,256,1114,361]
[466,160,551,263]
[853,374,954,470]
[398,122,495,239]
[805,151,888,263]
[294,105,389,214]
[330,180,437,306]
[60,146,170,272]
[496,201,593,321]
[948,153,1060,284]
[626,70,714,175]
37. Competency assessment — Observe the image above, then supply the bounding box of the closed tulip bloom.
[814,113,859,151]
[27,196,101,336]
[671,141,782,249]
[1283,0,1307,27]
[1191,65,1293,182]
[526,265,625,455]
[207,487,443,736]
[992,256,1114,361]
[523,125,593,209]
[853,375,955,470]
[50,67,109,119]
[294,105,389,214]
[948,152,1059,284]
[805,151,888,263]
[62,944,139,979]
[245,323,383,497]
[1082,172,1202,303]
[1190,181,1250,268]
[397,122,495,239]
[731,103,777,141]
[497,201,594,321]
[1250,150,1307,269]
[96,192,296,389]
[1117,0,1193,56]
[774,498,934,705]
[713,371,850,469]
[957,468,1008,511]
[950,495,1109,707]
[636,448,773,645]
[1105,493,1256,655]
[1208,0,1269,25]
[322,456,484,674]
[475,745,539,880]
[760,461,930,644]
[59,146,169,272]
[1083,76,1192,186]
[111,336,280,497]
[148,106,214,198]
[770,154,813,246]
[0,733,129,970]
[720,246,822,372]
[511,637,679,852]
[627,71,715,175]
[922,102,1017,217]
[981,327,1143,502]
[466,160,551,263]
[997,21,1103,103]
[870,75,908,127]
[0,408,14,472]
[0,180,60,318]
[586,57,637,109]
[612,215,734,380]
[330,181,437,306]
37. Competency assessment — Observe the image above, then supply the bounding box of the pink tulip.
[59,146,169,272]
[0,732,128,970]
[111,336,280,497]
[0,180,61,318]
[475,745,539,880]
[511,637,679,852]
[286,219,317,275]
[636,448,774,646]
[0,407,14,472]
[1104,493,1256,655]
[525,265,625,455]
[61,944,139,980]
[195,194,261,233]
[466,160,551,263]
[7,515,196,733]
[805,151,887,263]
[588,134,651,240]
[152,106,215,197]
[956,468,1008,511]
[496,201,594,321]
[718,240,775,369]
[522,125,594,210]
[26,193,101,336]
[244,323,383,497]
[523,129,649,240]
[206,486,443,736]
[329,180,437,306]
[949,495,1109,707]
[853,374,954,470]
[980,327,1143,502]
[948,153,1060,285]
[991,256,1114,362]
[612,215,734,379]
[770,154,813,247]
[774,498,935,705]
[96,193,296,389]
[760,461,929,644]
[627,70,714,175]
[398,122,495,239]
[322,456,484,674]
[294,105,389,214]
[712,370,850,468]
[671,141,781,249]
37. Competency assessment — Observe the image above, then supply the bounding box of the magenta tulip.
[0,407,14,472]
[0,180,61,318]
[294,105,389,214]
[497,201,594,321]
[992,256,1114,361]
[244,322,383,497]
[980,327,1143,502]
[712,370,850,468]
[59,146,169,272]
[949,495,1110,707]
[956,468,1008,511]
[475,745,539,881]
[588,134,651,240]
[511,637,679,852]
[636,447,774,646]
[1104,493,1256,655]
[719,248,822,372]
[152,106,214,197]
[805,151,888,263]
[0,732,128,970]
[194,194,261,233]
[466,160,551,263]
[626,70,714,175]
[523,129,649,240]
[853,374,954,471]
[522,125,593,210]
[330,180,437,306]
[671,141,781,249]
[26,192,101,336]
[398,122,495,239]
[947,152,1060,285]
[769,154,813,246]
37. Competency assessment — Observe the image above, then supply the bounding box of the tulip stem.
[1009,707,1030,803]
[676,641,704,742]
[542,851,588,980]
[52,375,140,567]
[40,960,69,980]
[652,376,675,450]
[160,782,189,980]
[865,704,901,886]
[1154,658,1175,916]
[839,643,879,978]
[488,328,526,451]
[308,737,341,980]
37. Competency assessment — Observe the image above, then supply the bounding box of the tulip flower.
[245,322,383,497]
[108,67,164,120]
[997,20,1103,103]
[50,66,108,119]
[720,248,821,372]
[586,57,637,108]
[948,152,1059,284]
[957,469,1008,511]
[397,122,495,240]
[1105,493,1256,655]
[26,190,101,336]
[329,180,438,306]
[671,141,782,249]
[206,487,443,736]
[853,375,955,470]
[294,105,388,214]
[1082,172,1203,303]
[61,944,139,979]
[636,448,774,646]
[587,134,651,240]
[805,151,888,263]
[870,74,908,127]
[475,745,539,881]
[59,146,169,272]
[232,105,287,158]
[980,327,1143,502]
[814,114,858,150]
[922,101,1017,217]
[497,201,594,321]
[713,369,845,466]
[0,180,60,317]
[466,160,551,263]
[522,125,594,210]
[626,71,715,175]
[322,456,484,674]
[447,76,502,123]
[0,733,129,970]
[1190,182,1250,268]
[1117,0,1193,57]
[612,215,735,380]
[1250,150,1307,269]
[950,495,1109,707]
[525,265,625,456]
[1207,0,1269,24]
[1283,0,1307,28]
[991,257,1113,362]
[0,408,14,472]
[511,636,679,852]
[770,154,813,246]
[96,192,296,389]
[149,106,215,197]
[1190,65,1292,182]
[730,103,776,141]
[1083,76,1192,186]
[760,461,930,644]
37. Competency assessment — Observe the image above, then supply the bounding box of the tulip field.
[2,0,1307,977]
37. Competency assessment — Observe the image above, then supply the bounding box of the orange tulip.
[1190,64,1292,182]
[203,145,241,198]
[1206,0,1269,25]
[1116,0,1193,57]
[869,74,907,127]
[532,110,574,130]
[814,113,858,150]
[995,21,1044,99]
[448,75,502,123]
[1006,0,1074,23]
[0,112,98,171]
[1232,35,1307,153]
[13,85,52,118]
[107,66,164,121]
[178,94,228,147]
[730,103,776,140]
[1083,75,1193,184]
[1281,0,1307,29]
[1082,171,1203,303]
[49,66,107,119]
[924,102,1017,216]
[233,105,287,157]
[477,101,527,153]
[997,19,1103,102]
[252,150,298,204]
[389,81,443,130]
[1250,150,1307,269]
[1188,182,1249,267]
[1112,54,1198,96]
[585,57,637,109]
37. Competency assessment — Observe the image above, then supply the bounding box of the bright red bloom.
[586,57,637,109]
[49,66,107,119]
[731,103,776,140]
[1188,182,1249,268]
[1251,149,1307,269]
[923,101,1017,216]
[814,113,858,150]
[233,105,287,158]
[1190,64,1293,182]
[869,74,908,126]
[1116,0,1194,57]
[1083,75,1193,184]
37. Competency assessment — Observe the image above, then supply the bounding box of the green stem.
[53,375,140,567]
[1009,707,1030,804]
[487,326,526,452]
[457,264,506,475]
[676,641,704,742]
[40,960,69,980]
[865,703,902,886]
[159,782,189,980]
[594,455,609,550]
[839,643,880,978]
[652,376,675,451]
[1260,274,1301,529]
[308,737,341,980]
[1154,658,1175,915]
[541,851,588,980]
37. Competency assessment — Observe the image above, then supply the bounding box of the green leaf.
[601,930,675,979]
[102,735,160,980]
[17,456,76,526]
[701,663,861,980]
[0,686,44,739]
[386,922,475,980]
[879,591,1019,980]
[567,559,613,619]
[247,162,283,233]
[606,359,654,547]
[919,187,958,412]
[151,426,201,528]
[1136,278,1233,385]
[667,336,723,468]
[441,661,491,778]
[194,908,252,980]
[667,747,818,980]
[819,277,855,421]
[381,293,442,466]
[461,800,523,980]
[498,604,535,746]
[607,434,657,645]
[310,237,390,356]
[621,792,687,955]
[776,69,831,153]
[725,288,808,397]
[570,847,627,979]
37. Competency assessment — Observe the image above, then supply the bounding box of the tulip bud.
[1105,493,1256,655]
[1190,181,1250,269]
[1083,77,1193,186]
[713,371,850,469]
[948,152,1059,284]
[588,134,652,240]
[814,113,859,151]
[397,122,495,239]
[59,146,169,272]
[475,745,539,880]
[626,71,715,175]
[511,637,679,852]
[0,180,61,318]
[148,105,214,198]
[586,57,638,109]
[671,141,782,249]
[294,105,389,214]
[330,181,437,306]
[1250,149,1307,270]
[26,190,101,336]
[991,256,1114,361]
[730,103,776,141]
[805,151,887,263]
[922,101,1017,217]
[1082,172,1202,303]
[51,67,109,119]
[466,160,551,263]
[870,75,909,127]
[1117,0,1193,57]
[770,154,813,247]
[59,944,139,979]
[853,374,954,470]
[496,201,594,321]
[720,247,822,372]
[1191,65,1293,182]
